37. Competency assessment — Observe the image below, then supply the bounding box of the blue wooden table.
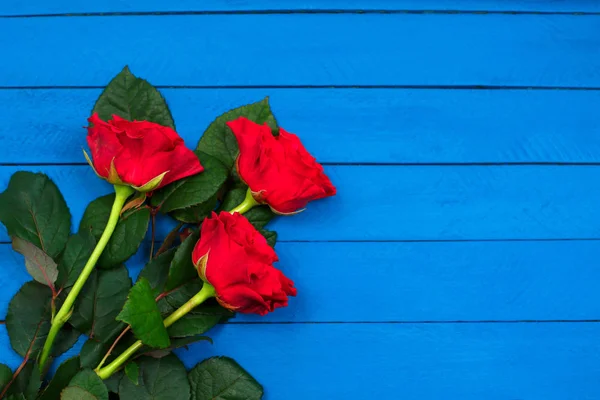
[2,1,600,398]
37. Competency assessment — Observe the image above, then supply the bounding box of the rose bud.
[226,117,336,214]
[85,113,204,192]
[192,211,296,315]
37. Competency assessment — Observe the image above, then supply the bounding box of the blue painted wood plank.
[2,88,600,164]
[186,323,600,400]
[1,15,600,87]
[1,165,599,242]
[3,240,600,323]
[180,323,600,399]
[3,322,599,399]
[3,0,600,15]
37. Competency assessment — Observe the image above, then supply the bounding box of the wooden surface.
[1,2,599,399]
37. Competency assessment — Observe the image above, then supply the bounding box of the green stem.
[95,283,216,380]
[38,184,135,372]
[229,188,259,214]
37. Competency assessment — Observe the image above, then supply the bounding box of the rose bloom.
[227,117,336,213]
[192,212,296,315]
[86,113,203,191]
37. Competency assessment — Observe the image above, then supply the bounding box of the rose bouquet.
[0,67,335,399]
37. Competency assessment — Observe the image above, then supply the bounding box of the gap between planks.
[1,85,600,90]
[3,10,600,19]
[4,162,600,167]
[5,239,600,245]
[227,320,600,325]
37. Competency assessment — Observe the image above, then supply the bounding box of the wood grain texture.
[3,0,600,15]
[2,165,600,242]
[1,14,600,87]
[3,241,600,323]
[2,88,600,164]
[3,323,600,399]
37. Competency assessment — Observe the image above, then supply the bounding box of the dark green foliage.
[117,278,170,349]
[11,238,58,288]
[57,231,96,289]
[119,355,190,400]
[0,172,70,258]
[196,97,277,170]
[164,232,199,292]
[188,357,263,400]
[6,282,79,358]
[62,369,109,400]
[92,66,175,129]
[70,266,131,343]
[38,357,80,400]
[79,194,150,268]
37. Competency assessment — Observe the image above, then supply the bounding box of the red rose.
[226,117,336,214]
[85,113,203,191]
[192,211,296,315]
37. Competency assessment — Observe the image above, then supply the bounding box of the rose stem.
[155,222,184,257]
[95,286,178,371]
[95,326,131,371]
[95,188,257,379]
[38,184,135,372]
[149,210,157,260]
[95,283,216,380]
[0,321,41,398]
[228,188,259,214]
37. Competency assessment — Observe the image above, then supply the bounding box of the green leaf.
[0,172,70,258]
[152,153,227,213]
[168,304,231,338]
[144,335,212,359]
[70,266,131,343]
[39,357,80,400]
[5,394,25,400]
[5,362,40,400]
[260,229,277,248]
[168,205,214,224]
[245,207,275,230]
[164,232,199,292]
[153,222,184,258]
[151,154,227,223]
[92,66,175,130]
[155,97,278,224]
[156,281,232,337]
[137,248,177,295]
[79,338,133,370]
[57,326,82,357]
[157,280,202,315]
[119,355,190,400]
[156,280,231,339]
[79,339,130,392]
[196,97,277,170]
[79,195,114,238]
[79,194,150,268]
[104,371,123,394]
[79,339,106,369]
[189,357,263,400]
[22,366,40,400]
[116,278,170,349]
[0,363,12,393]
[99,206,150,268]
[124,362,139,385]
[57,231,96,289]
[217,186,246,211]
[61,369,108,400]
[11,237,58,288]
[6,282,79,358]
